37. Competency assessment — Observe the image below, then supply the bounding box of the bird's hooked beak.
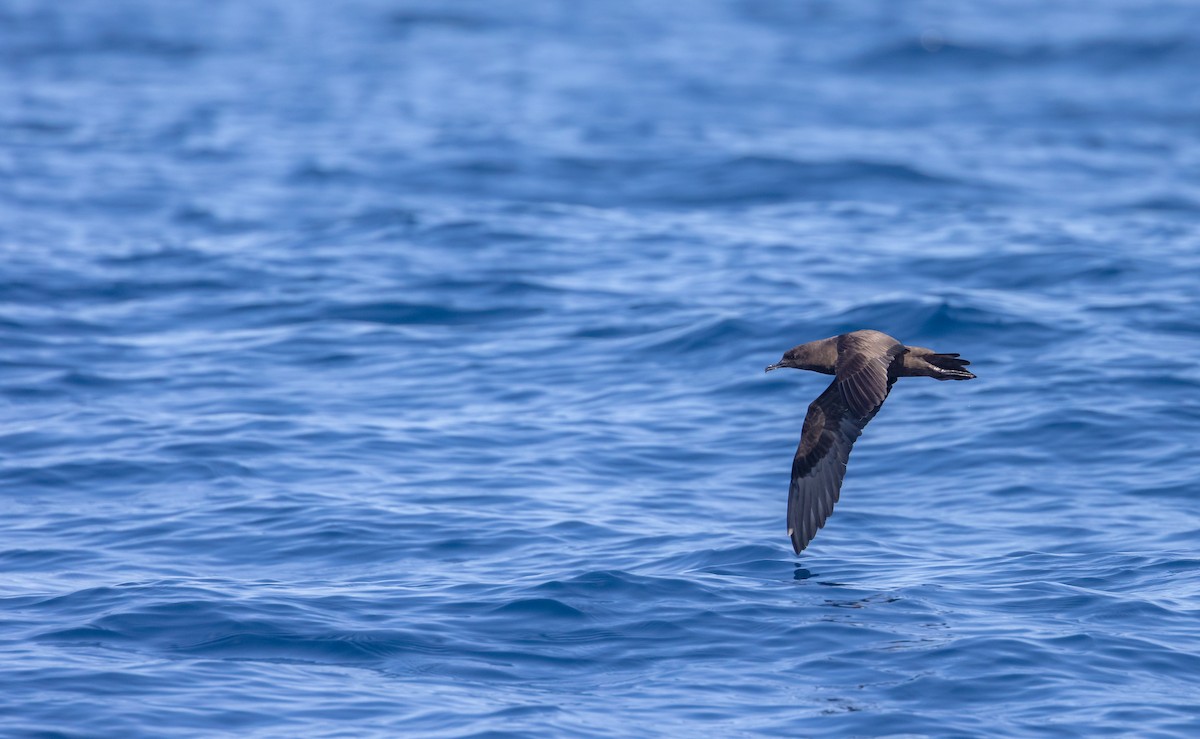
[764,360,791,373]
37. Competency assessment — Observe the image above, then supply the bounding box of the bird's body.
[766,330,975,554]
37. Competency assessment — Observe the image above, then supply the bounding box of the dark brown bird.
[765,330,976,554]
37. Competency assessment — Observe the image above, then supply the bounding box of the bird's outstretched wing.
[787,342,901,554]
[835,332,906,419]
[787,382,872,553]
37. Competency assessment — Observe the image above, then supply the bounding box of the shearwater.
[766,330,976,554]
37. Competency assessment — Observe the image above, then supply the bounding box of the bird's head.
[765,343,826,374]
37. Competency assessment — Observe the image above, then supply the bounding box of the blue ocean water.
[2,0,1200,735]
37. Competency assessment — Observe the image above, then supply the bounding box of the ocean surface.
[2,1,1199,736]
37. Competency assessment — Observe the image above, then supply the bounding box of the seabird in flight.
[765,329,976,554]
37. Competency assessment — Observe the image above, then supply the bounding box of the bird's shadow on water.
[793,563,847,588]
[683,547,847,587]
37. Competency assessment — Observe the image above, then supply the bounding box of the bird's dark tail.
[923,353,975,380]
